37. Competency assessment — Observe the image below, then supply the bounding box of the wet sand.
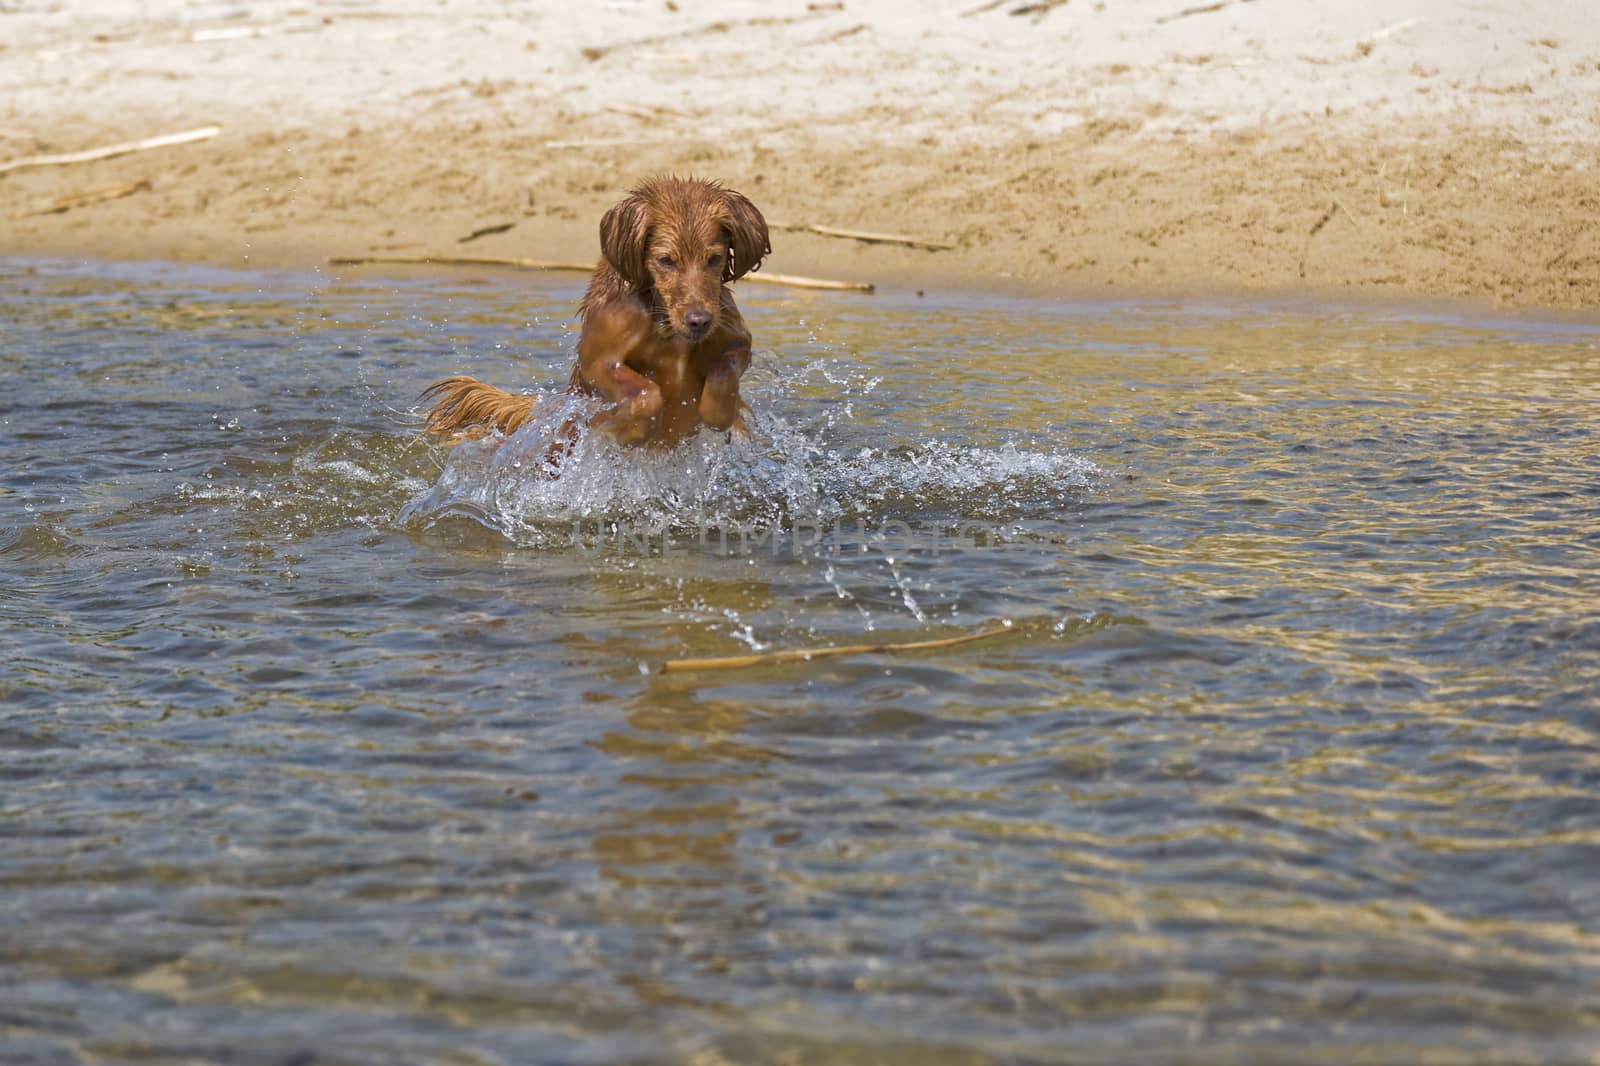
[3,0,1598,309]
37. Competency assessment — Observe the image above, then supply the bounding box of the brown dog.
[422,176,770,451]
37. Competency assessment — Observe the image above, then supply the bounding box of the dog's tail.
[420,375,539,438]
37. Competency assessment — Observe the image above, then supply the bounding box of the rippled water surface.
[3,258,1598,1065]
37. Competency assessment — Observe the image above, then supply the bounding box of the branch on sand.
[457,221,516,243]
[604,102,689,121]
[1300,18,1421,65]
[24,178,151,216]
[1297,194,1361,279]
[1009,0,1071,17]
[1156,0,1258,25]
[808,21,867,44]
[544,137,673,149]
[581,11,830,62]
[962,0,1069,15]
[0,126,220,176]
[329,254,593,272]
[770,221,955,251]
[327,255,875,292]
[743,270,875,293]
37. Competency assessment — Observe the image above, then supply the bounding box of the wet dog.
[422,177,770,452]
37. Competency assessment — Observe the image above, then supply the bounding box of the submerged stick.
[770,221,955,251]
[328,255,874,292]
[660,624,1012,673]
[0,125,221,176]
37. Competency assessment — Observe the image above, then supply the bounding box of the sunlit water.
[2,257,1597,1065]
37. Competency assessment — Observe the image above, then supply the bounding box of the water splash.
[397,365,1101,549]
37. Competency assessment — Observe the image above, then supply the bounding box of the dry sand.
[3,0,1598,309]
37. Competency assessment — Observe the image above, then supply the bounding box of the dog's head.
[599,177,770,342]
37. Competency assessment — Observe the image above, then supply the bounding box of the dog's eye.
[708,253,725,269]
[656,255,676,270]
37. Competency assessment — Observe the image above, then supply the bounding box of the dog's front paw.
[594,387,663,445]
[698,368,743,431]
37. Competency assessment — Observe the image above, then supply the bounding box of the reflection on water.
[2,258,1598,1065]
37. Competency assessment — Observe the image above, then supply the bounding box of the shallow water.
[2,257,1598,1065]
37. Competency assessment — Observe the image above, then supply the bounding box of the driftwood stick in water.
[660,625,1011,673]
[328,255,875,292]
[0,126,221,176]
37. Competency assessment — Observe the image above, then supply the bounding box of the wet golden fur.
[422,176,770,450]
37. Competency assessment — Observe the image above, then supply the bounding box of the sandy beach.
[2,0,1597,309]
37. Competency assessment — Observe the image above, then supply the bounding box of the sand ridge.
[2,0,1597,308]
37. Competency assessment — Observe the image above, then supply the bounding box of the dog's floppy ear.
[719,188,771,282]
[599,192,652,291]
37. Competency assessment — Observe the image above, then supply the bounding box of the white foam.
[398,373,1101,548]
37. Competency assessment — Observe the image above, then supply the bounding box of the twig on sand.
[1369,17,1421,42]
[189,21,322,43]
[1292,192,1356,278]
[770,220,955,251]
[327,255,875,292]
[742,270,874,293]
[807,21,867,44]
[544,137,673,149]
[1298,201,1337,279]
[330,254,593,272]
[582,12,828,61]
[1010,0,1070,17]
[1301,18,1421,65]
[1156,0,1257,24]
[1329,193,1362,231]
[659,624,1012,673]
[604,102,689,121]
[960,0,1010,15]
[0,125,221,176]
[25,178,151,216]
[458,221,516,243]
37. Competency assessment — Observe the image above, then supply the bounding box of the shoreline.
[16,245,1597,338]
[3,1,1597,313]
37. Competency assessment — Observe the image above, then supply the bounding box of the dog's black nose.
[685,310,713,337]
